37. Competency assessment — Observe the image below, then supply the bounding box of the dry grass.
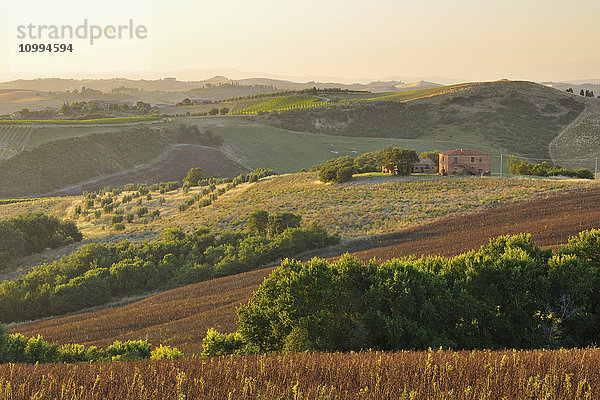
[0,349,598,399]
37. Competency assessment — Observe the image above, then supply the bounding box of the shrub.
[106,340,152,361]
[201,329,245,357]
[151,345,184,360]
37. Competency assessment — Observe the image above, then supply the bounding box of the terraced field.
[0,125,35,160]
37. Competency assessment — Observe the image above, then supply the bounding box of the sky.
[0,0,598,83]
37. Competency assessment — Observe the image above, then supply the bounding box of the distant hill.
[257,80,586,160]
[394,81,443,91]
[0,76,428,95]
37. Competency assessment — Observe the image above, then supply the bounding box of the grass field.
[172,116,506,172]
[0,349,597,399]
[33,173,595,241]
[549,97,600,170]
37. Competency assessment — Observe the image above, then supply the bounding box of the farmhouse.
[412,158,438,173]
[439,149,491,175]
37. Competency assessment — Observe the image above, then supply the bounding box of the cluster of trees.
[567,88,597,98]
[0,212,338,323]
[507,156,593,179]
[0,213,82,271]
[0,326,182,364]
[203,230,600,355]
[315,146,419,183]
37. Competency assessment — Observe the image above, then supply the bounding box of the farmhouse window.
[479,157,483,162]
[471,157,475,162]
[453,156,458,164]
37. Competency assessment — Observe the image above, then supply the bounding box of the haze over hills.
[0,76,435,95]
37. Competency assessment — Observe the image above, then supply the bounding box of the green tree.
[378,146,419,175]
[181,98,192,106]
[183,167,207,187]
[208,108,219,115]
[267,212,302,237]
[219,107,230,115]
[318,156,357,183]
[247,210,269,236]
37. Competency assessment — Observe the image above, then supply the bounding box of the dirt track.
[14,187,600,354]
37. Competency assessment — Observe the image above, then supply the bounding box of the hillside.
[0,173,593,284]
[0,125,230,198]
[14,185,600,355]
[256,80,586,160]
[549,96,600,171]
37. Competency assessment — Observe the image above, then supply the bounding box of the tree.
[378,146,419,175]
[267,212,302,236]
[183,168,207,187]
[580,89,585,96]
[0,223,25,270]
[182,98,192,106]
[566,88,574,93]
[219,107,230,115]
[208,108,219,115]
[318,156,357,183]
[247,210,269,236]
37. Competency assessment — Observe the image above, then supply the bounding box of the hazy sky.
[1,0,598,82]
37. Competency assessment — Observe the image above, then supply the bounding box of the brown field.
[14,187,600,355]
[54,144,250,196]
[0,90,46,103]
[0,349,598,399]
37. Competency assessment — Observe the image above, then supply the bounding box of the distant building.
[439,149,491,175]
[412,158,438,173]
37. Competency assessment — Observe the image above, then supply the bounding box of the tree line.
[203,230,600,355]
[507,156,593,179]
[0,211,338,323]
[0,213,82,271]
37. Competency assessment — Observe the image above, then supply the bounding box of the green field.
[232,95,328,114]
[171,116,504,172]
[26,126,124,149]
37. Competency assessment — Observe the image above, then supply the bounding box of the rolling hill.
[13,185,600,355]
[257,80,587,160]
[0,79,597,198]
